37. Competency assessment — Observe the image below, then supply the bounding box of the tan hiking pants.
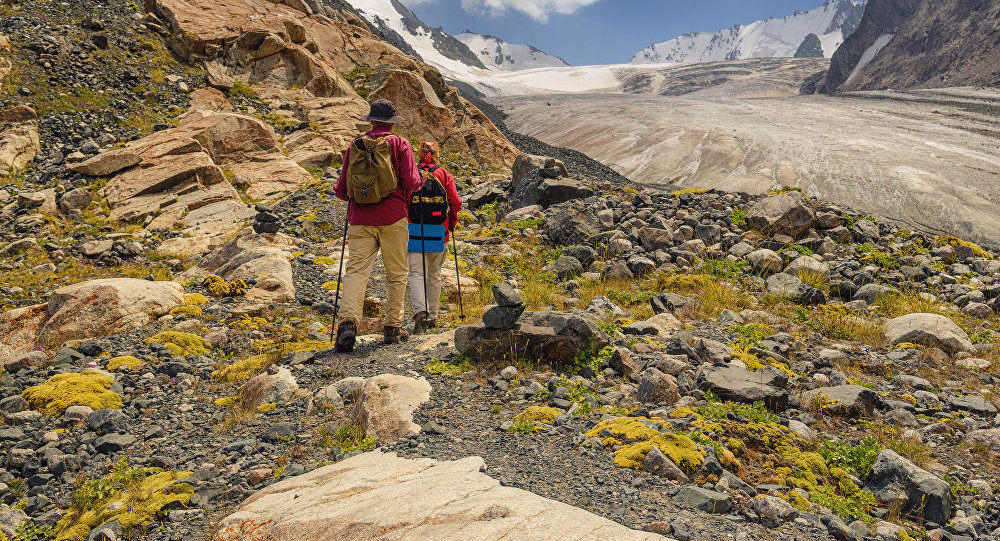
[408,250,447,319]
[338,218,409,329]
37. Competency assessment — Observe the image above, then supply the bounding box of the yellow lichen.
[203,275,248,297]
[313,256,335,265]
[183,293,208,306]
[937,235,993,259]
[146,331,211,356]
[513,406,562,425]
[257,402,277,413]
[214,396,235,407]
[585,417,661,442]
[213,340,329,382]
[669,406,697,419]
[52,469,192,541]
[106,356,143,372]
[226,314,268,331]
[23,372,122,416]
[169,304,203,318]
[321,281,341,291]
[613,433,707,470]
[673,188,708,197]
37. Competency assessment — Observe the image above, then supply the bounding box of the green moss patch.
[213,340,329,382]
[145,331,211,356]
[23,371,121,416]
[105,356,144,372]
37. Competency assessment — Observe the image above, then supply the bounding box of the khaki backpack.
[345,136,397,204]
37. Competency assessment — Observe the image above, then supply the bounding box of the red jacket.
[412,157,462,242]
[335,126,423,226]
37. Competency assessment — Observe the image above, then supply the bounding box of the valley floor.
[494,86,1000,247]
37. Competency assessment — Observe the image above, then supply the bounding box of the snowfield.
[456,31,569,72]
[632,0,865,63]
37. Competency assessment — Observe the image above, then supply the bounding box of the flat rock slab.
[698,364,788,411]
[801,385,880,416]
[222,452,670,540]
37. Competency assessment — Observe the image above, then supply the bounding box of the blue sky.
[401,0,829,65]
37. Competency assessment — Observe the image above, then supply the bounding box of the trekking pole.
[420,202,428,324]
[329,214,349,342]
[451,232,465,321]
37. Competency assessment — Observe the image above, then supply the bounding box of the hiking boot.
[412,311,430,334]
[384,326,409,344]
[335,321,357,353]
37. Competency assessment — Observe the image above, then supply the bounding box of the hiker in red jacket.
[407,141,462,333]
[333,99,423,353]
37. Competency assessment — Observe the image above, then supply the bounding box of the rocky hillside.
[631,0,866,64]
[824,0,1000,92]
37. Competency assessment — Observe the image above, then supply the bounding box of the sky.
[400,0,831,65]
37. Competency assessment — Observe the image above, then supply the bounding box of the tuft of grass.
[228,81,258,99]
[856,243,899,270]
[863,421,932,468]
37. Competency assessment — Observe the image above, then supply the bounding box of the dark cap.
[362,99,404,124]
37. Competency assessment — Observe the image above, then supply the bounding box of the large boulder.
[698,364,788,410]
[36,279,183,349]
[747,249,783,275]
[746,191,815,239]
[221,452,665,540]
[0,305,49,355]
[543,200,601,247]
[509,176,594,210]
[242,367,299,405]
[183,230,299,302]
[368,68,516,166]
[358,374,431,443]
[0,123,39,177]
[635,368,681,405]
[455,311,609,368]
[866,450,951,526]
[800,385,880,416]
[884,313,974,354]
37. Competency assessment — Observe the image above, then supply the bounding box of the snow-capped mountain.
[632,0,866,64]
[346,0,567,81]
[348,0,487,73]
[455,31,569,72]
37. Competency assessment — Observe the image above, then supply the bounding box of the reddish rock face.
[147,0,515,168]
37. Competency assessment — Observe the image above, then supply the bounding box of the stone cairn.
[253,205,280,234]
[482,283,525,330]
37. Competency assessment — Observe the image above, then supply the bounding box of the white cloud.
[463,0,601,22]
[402,0,601,22]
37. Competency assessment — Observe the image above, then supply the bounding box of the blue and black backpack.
[408,164,449,253]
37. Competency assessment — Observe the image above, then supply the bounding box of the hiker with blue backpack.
[407,141,462,334]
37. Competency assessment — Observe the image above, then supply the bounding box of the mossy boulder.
[106,355,144,372]
[22,371,122,416]
[145,331,211,356]
[513,406,562,426]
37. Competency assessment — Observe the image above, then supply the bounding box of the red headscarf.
[418,141,439,165]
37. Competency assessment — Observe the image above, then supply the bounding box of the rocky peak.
[825,0,1000,91]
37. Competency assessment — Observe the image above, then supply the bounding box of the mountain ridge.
[632,0,865,64]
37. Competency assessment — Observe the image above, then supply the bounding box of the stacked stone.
[253,205,280,234]
[482,283,525,330]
